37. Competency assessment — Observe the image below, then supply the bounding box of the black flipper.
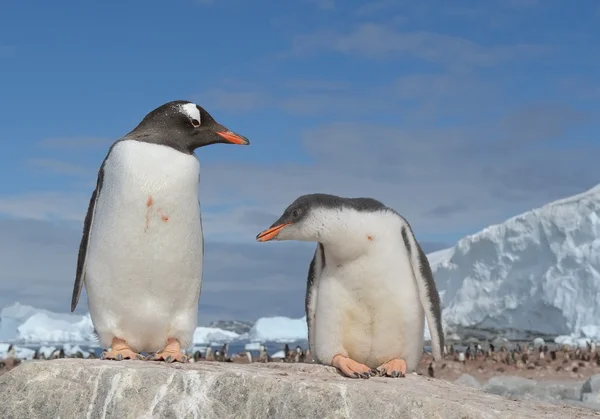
[305,243,325,356]
[71,151,110,312]
[400,221,444,360]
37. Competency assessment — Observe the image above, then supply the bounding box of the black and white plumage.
[71,100,249,361]
[256,193,444,378]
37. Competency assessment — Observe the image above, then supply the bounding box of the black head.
[256,193,387,242]
[125,100,250,153]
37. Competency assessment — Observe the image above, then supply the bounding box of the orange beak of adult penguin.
[256,223,292,242]
[216,130,250,145]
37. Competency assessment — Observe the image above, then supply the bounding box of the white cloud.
[285,24,550,69]
[0,192,89,222]
[3,100,597,242]
[38,137,112,149]
[26,158,92,177]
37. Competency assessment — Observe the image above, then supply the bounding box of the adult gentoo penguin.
[71,100,249,362]
[256,193,444,378]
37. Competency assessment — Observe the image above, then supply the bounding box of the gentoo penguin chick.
[256,193,444,379]
[70,100,249,363]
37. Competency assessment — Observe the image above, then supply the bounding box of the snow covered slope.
[430,183,600,339]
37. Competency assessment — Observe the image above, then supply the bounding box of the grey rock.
[484,376,538,399]
[538,380,586,402]
[583,375,600,396]
[563,398,600,411]
[0,359,597,419]
[584,393,600,404]
[483,376,585,402]
[455,373,482,389]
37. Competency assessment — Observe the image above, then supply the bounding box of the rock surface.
[483,376,586,403]
[455,373,482,389]
[1,360,599,419]
[583,375,600,395]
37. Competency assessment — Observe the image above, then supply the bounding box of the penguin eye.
[191,119,200,127]
[291,209,300,218]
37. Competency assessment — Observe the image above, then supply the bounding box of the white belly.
[85,140,203,352]
[313,243,425,371]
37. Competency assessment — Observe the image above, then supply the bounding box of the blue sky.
[1,0,599,322]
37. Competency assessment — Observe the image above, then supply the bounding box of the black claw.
[370,369,378,376]
[361,372,370,379]
[165,356,173,363]
[391,371,399,378]
[353,372,360,378]
[379,368,386,376]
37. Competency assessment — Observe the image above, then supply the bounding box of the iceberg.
[248,316,308,343]
[428,183,600,341]
[0,303,241,346]
[0,302,95,344]
[244,342,262,351]
[192,327,240,345]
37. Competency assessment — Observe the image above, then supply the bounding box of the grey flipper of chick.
[399,222,444,360]
[305,243,325,356]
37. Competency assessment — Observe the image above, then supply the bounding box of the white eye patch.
[180,103,201,125]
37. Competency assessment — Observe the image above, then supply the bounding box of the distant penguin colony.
[71,100,249,362]
[71,100,445,378]
[256,194,444,378]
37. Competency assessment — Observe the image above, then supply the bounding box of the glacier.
[431,183,600,341]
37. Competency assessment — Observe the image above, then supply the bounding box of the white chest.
[314,229,425,367]
[87,140,203,273]
[102,139,201,206]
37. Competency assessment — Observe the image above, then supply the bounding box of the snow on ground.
[271,350,285,359]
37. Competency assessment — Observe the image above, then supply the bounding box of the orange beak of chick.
[256,223,292,242]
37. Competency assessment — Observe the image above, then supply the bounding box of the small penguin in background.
[428,362,435,378]
[294,345,305,363]
[70,100,249,363]
[258,344,270,363]
[220,343,229,362]
[205,346,215,362]
[256,193,444,379]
